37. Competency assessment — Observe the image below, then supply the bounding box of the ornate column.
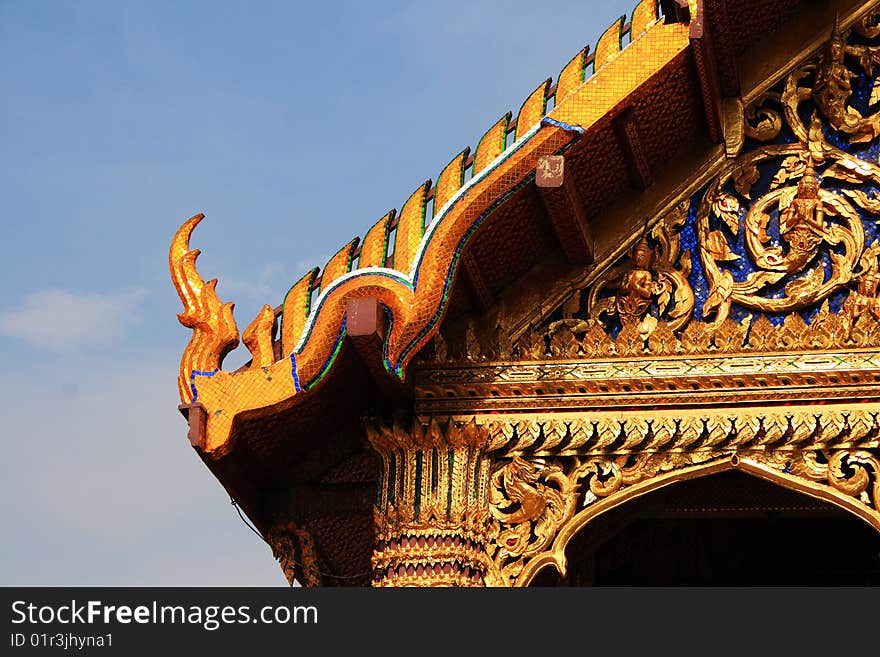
[363,415,493,586]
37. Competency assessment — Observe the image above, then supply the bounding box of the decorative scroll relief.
[489,457,579,563]
[485,448,880,587]
[486,451,712,586]
[481,405,880,455]
[698,147,870,327]
[480,403,880,586]
[586,202,694,335]
[787,15,880,145]
[694,19,880,330]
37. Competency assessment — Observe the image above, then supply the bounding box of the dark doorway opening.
[531,471,880,586]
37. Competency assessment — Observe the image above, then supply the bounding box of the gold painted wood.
[279,267,318,357]
[555,47,589,107]
[390,182,430,273]
[320,237,359,293]
[515,78,551,142]
[494,450,880,587]
[399,21,880,586]
[433,148,469,217]
[480,403,880,455]
[358,211,393,268]
[364,416,493,587]
[472,113,511,176]
[267,521,321,587]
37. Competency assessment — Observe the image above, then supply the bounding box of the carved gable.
[429,18,880,367]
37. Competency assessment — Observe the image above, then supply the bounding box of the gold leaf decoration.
[859,240,880,273]
[712,192,740,235]
[704,230,740,262]
[771,155,805,190]
[743,95,783,143]
[732,162,760,198]
[703,270,734,319]
[784,267,826,302]
[842,188,880,213]
[871,80,880,107]
[823,157,873,184]
[856,13,880,39]
[741,270,786,294]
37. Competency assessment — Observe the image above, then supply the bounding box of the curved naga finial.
[169,214,240,403]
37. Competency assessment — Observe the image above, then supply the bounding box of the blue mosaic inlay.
[290,353,301,393]
[190,368,219,402]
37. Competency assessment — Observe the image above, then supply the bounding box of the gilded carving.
[401,19,880,589]
[743,92,782,143]
[489,446,880,586]
[488,448,880,586]
[585,202,694,334]
[266,521,321,587]
[364,416,494,587]
[825,451,880,507]
[489,457,575,558]
[781,18,880,144]
[481,404,880,456]
[698,146,868,326]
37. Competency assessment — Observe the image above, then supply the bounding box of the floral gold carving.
[481,404,880,455]
[410,20,880,589]
[583,201,694,335]
[486,447,880,586]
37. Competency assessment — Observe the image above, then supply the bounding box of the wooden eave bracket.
[722,96,745,158]
[613,107,653,190]
[463,251,495,311]
[689,0,731,144]
[178,402,207,449]
[346,297,412,403]
[535,155,595,265]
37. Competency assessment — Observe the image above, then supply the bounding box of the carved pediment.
[429,18,880,366]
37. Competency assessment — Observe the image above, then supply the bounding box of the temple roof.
[169,0,874,582]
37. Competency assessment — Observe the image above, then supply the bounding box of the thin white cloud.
[220,263,283,300]
[219,257,329,303]
[0,288,146,350]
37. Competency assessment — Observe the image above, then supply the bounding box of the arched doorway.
[531,471,880,586]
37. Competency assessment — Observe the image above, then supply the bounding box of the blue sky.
[0,0,638,585]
